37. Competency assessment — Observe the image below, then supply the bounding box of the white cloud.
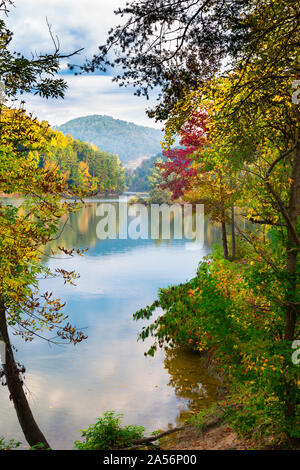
[4,0,162,128]
[6,0,124,56]
[22,75,161,128]
[40,242,203,298]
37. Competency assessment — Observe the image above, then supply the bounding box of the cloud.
[41,243,204,297]
[4,0,161,128]
[6,0,124,57]
[21,74,161,128]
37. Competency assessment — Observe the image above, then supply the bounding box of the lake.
[0,199,221,449]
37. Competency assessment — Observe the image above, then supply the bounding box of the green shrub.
[148,187,171,204]
[133,251,300,442]
[0,437,21,450]
[227,236,255,260]
[74,411,145,450]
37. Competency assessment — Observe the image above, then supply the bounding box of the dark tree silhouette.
[81,0,252,119]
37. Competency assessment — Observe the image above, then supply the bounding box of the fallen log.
[120,426,185,450]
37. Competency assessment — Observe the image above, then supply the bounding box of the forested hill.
[41,130,126,195]
[56,115,163,164]
[126,154,160,192]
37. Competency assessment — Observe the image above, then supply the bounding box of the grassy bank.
[133,243,300,448]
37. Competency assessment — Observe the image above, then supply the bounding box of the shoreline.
[161,423,255,450]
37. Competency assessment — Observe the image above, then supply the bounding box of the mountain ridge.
[56,114,163,164]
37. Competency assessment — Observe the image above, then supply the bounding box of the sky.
[4,0,161,128]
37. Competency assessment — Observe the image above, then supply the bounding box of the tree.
[0,107,89,448]
[211,75,299,437]
[0,1,82,100]
[148,157,164,189]
[82,0,297,120]
[178,14,299,433]
[158,107,237,258]
[40,130,126,194]
[0,3,85,448]
[81,0,251,115]
[131,0,299,442]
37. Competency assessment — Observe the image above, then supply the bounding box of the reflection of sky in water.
[0,203,220,449]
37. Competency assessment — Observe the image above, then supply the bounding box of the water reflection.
[44,202,222,254]
[164,347,218,426]
[0,200,221,449]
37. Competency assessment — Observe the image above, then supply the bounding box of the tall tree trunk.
[221,205,229,259]
[221,220,229,259]
[0,297,51,449]
[231,205,236,259]
[284,136,300,439]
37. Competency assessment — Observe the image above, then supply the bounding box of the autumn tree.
[165,0,299,435]
[211,82,299,438]
[157,107,238,258]
[131,0,299,443]
[82,0,297,121]
[0,2,86,448]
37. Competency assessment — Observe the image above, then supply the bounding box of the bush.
[148,187,171,204]
[128,195,148,205]
[74,411,145,450]
[227,236,255,260]
[0,437,21,450]
[134,251,300,442]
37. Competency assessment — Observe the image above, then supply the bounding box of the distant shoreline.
[0,191,149,200]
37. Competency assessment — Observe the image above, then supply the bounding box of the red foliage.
[158,110,209,200]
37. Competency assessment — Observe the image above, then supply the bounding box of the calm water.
[0,200,221,449]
